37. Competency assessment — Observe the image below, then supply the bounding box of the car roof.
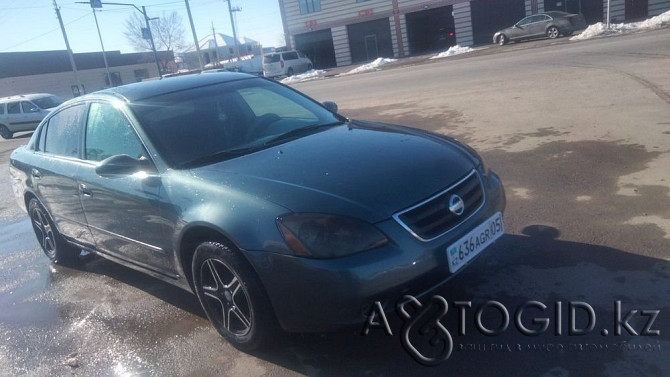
[543,11,570,17]
[95,72,257,102]
[0,93,55,102]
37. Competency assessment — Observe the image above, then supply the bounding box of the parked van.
[263,51,313,79]
[0,93,65,139]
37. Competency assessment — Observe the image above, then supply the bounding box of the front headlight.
[276,213,388,259]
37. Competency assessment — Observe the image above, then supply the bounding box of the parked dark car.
[493,11,587,45]
[9,73,505,350]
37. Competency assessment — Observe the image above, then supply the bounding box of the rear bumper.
[243,171,506,333]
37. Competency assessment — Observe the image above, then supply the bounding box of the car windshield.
[31,95,65,109]
[129,77,342,168]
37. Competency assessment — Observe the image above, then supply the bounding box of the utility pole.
[224,0,241,59]
[91,7,112,87]
[211,23,220,67]
[184,0,204,71]
[77,2,163,78]
[53,0,83,96]
[142,6,163,77]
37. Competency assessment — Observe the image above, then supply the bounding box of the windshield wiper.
[263,121,344,147]
[176,149,249,169]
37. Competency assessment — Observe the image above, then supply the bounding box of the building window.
[104,72,122,87]
[134,69,149,82]
[299,0,321,14]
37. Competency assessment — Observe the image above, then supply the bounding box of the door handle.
[31,168,41,179]
[79,183,92,197]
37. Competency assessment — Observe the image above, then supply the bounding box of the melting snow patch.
[280,70,327,84]
[571,10,670,41]
[430,45,476,59]
[339,57,397,76]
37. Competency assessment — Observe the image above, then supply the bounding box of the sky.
[0,0,285,54]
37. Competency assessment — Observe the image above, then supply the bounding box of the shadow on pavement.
[248,226,669,376]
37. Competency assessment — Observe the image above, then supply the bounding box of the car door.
[528,15,550,37]
[33,103,94,246]
[5,101,24,132]
[20,101,44,131]
[77,101,175,274]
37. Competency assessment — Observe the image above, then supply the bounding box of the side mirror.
[96,155,155,176]
[323,101,338,113]
[29,107,40,113]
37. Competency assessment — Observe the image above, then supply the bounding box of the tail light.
[281,60,284,68]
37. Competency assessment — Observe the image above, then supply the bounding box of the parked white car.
[263,51,313,79]
[0,93,65,139]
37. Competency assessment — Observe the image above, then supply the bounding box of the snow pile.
[571,10,670,41]
[280,70,327,84]
[430,45,475,59]
[340,57,397,75]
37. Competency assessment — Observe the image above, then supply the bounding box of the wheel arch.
[177,223,254,292]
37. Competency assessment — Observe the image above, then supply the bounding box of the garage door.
[346,18,394,64]
[294,29,337,69]
[406,6,456,55]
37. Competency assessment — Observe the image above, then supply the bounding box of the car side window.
[21,101,36,113]
[0,104,4,115]
[43,104,85,158]
[85,102,146,162]
[283,52,299,60]
[7,102,20,114]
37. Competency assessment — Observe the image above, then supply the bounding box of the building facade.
[0,50,172,99]
[278,0,670,68]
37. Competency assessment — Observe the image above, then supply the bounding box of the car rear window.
[264,54,280,64]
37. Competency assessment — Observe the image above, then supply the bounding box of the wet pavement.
[1,29,670,376]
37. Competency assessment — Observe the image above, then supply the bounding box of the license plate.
[447,212,504,273]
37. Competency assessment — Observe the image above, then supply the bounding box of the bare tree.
[124,11,189,73]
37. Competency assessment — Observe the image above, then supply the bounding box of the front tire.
[547,26,559,39]
[192,241,277,351]
[497,35,508,46]
[28,198,81,265]
[0,124,12,139]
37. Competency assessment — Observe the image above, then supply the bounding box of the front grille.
[394,170,484,241]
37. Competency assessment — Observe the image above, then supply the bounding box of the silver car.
[0,93,64,139]
[493,11,587,46]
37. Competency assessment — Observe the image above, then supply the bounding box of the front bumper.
[244,171,506,333]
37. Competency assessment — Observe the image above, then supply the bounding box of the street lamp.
[78,1,163,78]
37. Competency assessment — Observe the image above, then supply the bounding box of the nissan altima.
[9,72,505,350]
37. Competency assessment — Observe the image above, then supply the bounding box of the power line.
[0,12,90,52]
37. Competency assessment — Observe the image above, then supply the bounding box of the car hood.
[190,121,479,223]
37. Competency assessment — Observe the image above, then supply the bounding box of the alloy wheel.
[199,258,253,336]
[31,205,56,259]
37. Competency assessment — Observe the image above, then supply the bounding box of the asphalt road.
[1,29,669,376]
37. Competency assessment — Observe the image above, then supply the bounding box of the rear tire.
[28,198,82,265]
[0,125,12,139]
[307,63,313,70]
[192,241,278,351]
[547,26,559,39]
[287,67,294,77]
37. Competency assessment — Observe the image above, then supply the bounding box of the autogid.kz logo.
[361,295,661,367]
